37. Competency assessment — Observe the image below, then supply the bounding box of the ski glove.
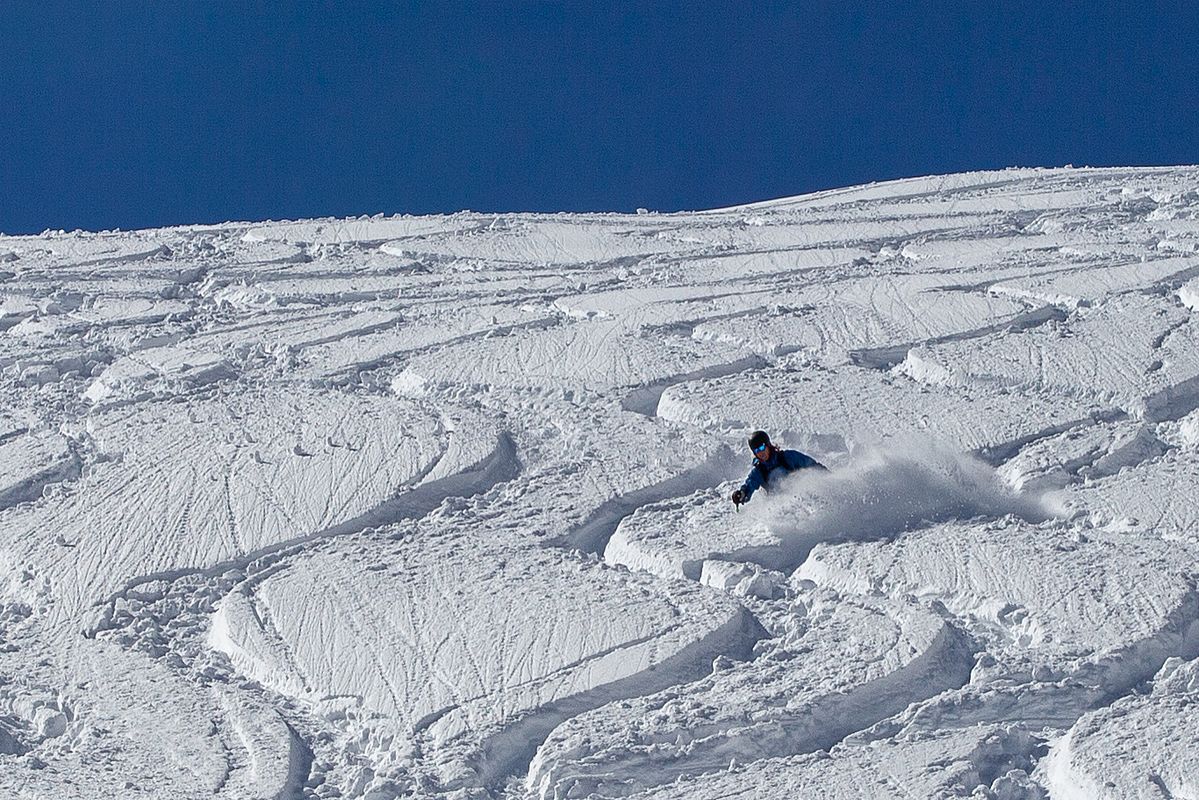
[731,489,745,505]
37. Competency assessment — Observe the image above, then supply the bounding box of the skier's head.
[748,430,772,458]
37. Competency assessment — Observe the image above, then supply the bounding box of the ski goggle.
[753,443,769,453]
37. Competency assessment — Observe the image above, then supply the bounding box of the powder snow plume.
[752,439,1056,570]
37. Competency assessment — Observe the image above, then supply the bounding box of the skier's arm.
[737,467,765,503]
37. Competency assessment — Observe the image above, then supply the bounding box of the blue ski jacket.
[739,448,826,503]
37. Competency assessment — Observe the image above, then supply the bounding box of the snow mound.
[1068,447,1199,545]
[799,519,1199,729]
[526,594,971,799]
[989,254,1199,308]
[206,281,279,311]
[1,389,500,629]
[998,419,1168,492]
[0,426,76,512]
[658,365,1095,458]
[634,725,1044,800]
[403,317,757,398]
[689,272,1029,361]
[0,642,301,800]
[293,303,552,380]
[1040,656,1199,799]
[0,554,50,636]
[209,523,759,796]
[0,684,70,755]
[83,344,233,405]
[894,294,1199,422]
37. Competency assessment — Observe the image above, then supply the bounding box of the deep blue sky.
[2,2,1197,233]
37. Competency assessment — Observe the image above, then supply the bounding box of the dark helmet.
[748,430,771,450]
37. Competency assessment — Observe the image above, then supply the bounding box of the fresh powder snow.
[1,166,1198,799]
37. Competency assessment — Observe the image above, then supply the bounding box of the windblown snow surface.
[3,167,1199,799]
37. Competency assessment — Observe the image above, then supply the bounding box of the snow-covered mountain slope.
[1,166,1198,799]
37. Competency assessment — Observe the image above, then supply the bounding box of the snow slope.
[2,166,1199,799]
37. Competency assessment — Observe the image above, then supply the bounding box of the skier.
[731,430,826,508]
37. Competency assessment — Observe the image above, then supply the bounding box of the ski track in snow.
[2,167,1199,798]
